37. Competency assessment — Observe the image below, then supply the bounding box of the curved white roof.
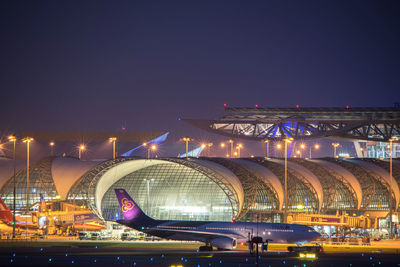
[0,157,26,189]
[311,159,362,209]
[235,159,283,210]
[185,158,244,213]
[349,159,400,209]
[51,157,100,199]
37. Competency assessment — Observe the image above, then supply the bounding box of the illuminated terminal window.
[101,163,233,221]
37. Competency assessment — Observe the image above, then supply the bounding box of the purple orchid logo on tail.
[121,197,135,213]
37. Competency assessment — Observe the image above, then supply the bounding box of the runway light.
[299,253,316,259]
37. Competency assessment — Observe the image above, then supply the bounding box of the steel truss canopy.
[184,107,400,141]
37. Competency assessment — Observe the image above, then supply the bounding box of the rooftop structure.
[184,106,400,142]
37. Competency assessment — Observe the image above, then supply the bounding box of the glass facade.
[367,142,400,159]
[248,159,318,212]
[101,163,233,222]
[1,155,398,222]
[0,157,58,211]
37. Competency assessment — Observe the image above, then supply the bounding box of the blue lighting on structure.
[121,132,169,157]
[180,146,204,158]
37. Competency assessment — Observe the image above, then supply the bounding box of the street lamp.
[147,144,157,159]
[8,135,17,238]
[236,143,243,158]
[283,137,293,223]
[228,139,234,158]
[332,143,340,158]
[389,137,398,239]
[182,137,191,159]
[49,141,55,156]
[109,137,117,160]
[144,178,154,214]
[22,137,33,214]
[309,143,320,159]
[299,143,306,159]
[264,140,270,158]
[78,144,86,160]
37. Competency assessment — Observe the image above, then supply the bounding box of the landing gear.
[199,245,213,251]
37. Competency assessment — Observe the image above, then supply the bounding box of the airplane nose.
[312,232,321,240]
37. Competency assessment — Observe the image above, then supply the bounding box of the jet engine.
[210,237,237,250]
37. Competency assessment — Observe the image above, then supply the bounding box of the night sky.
[1,1,400,156]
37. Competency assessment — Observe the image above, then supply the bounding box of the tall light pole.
[283,137,293,223]
[220,142,229,157]
[300,143,305,159]
[145,144,157,159]
[78,144,86,160]
[310,144,320,159]
[182,137,191,159]
[49,141,55,156]
[332,143,340,158]
[144,178,154,214]
[22,137,33,214]
[228,139,234,158]
[236,143,243,158]
[389,137,398,239]
[8,135,17,238]
[264,140,270,158]
[109,137,117,160]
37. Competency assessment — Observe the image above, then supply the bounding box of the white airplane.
[114,188,320,251]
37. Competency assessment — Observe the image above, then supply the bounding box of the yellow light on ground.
[299,253,316,259]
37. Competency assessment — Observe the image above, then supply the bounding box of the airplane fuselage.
[119,219,320,248]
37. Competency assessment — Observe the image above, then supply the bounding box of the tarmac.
[1,239,400,266]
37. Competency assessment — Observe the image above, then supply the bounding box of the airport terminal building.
[1,156,399,228]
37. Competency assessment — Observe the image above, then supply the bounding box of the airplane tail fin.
[0,199,13,224]
[114,189,154,224]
